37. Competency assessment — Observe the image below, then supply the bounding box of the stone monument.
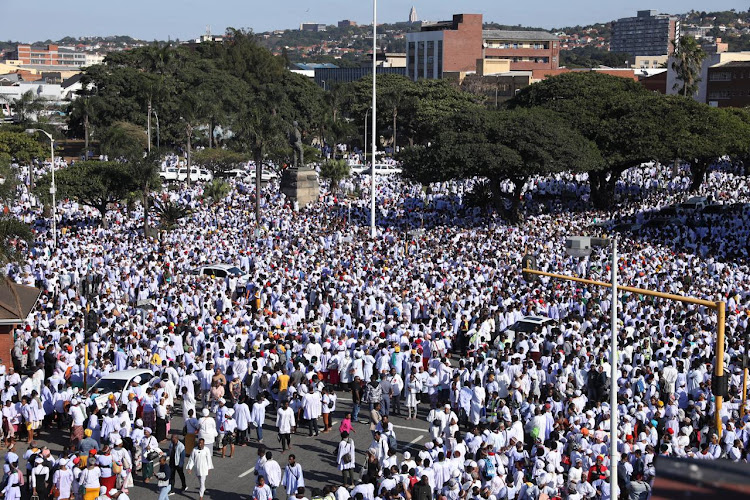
[281,121,320,208]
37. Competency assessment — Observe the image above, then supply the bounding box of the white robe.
[234,402,251,431]
[281,463,304,494]
[197,417,218,446]
[186,446,214,477]
[276,407,296,434]
[302,392,322,420]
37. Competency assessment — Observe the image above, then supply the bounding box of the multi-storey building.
[405,13,559,81]
[610,10,679,56]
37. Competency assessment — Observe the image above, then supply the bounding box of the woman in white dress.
[197,408,218,449]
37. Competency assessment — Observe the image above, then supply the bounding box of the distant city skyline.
[4,1,746,43]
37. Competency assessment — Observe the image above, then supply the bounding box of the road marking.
[404,434,424,450]
[392,423,428,432]
[238,466,255,478]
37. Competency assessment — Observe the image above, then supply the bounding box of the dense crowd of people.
[0,157,748,500]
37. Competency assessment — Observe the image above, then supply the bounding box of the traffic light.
[521,254,538,282]
[85,309,99,342]
[711,370,729,398]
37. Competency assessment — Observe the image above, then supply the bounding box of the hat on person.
[59,459,68,466]
[35,457,43,464]
[84,429,92,437]
[144,427,152,434]
[109,489,119,496]
[403,451,411,459]
[202,408,210,417]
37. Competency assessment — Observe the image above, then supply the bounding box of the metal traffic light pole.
[521,266,727,437]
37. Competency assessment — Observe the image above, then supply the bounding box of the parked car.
[159,167,179,181]
[492,315,556,347]
[87,369,154,410]
[222,168,277,183]
[361,164,402,175]
[189,264,250,287]
[177,167,213,182]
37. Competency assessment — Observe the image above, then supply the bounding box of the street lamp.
[364,108,369,167]
[153,109,160,149]
[26,128,56,249]
[370,0,378,239]
[565,235,617,499]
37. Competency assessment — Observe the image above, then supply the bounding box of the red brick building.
[405,13,559,80]
[0,280,41,363]
[706,61,750,107]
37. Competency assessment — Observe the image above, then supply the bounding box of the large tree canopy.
[401,106,601,217]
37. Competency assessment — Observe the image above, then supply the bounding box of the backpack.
[482,458,496,480]
[259,373,269,389]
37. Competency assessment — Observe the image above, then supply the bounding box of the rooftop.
[482,30,559,41]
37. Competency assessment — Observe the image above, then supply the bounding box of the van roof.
[97,368,153,381]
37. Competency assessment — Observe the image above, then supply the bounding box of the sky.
[3,1,747,42]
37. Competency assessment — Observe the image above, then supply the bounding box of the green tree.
[154,199,192,231]
[100,121,148,161]
[11,91,44,123]
[319,159,350,193]
[201,179,231,204]
[34,161,134,226]
[128,151,162,238]
[0,217,32,267]
[509,72,668,208]
[401,107,601,219]
[192,149,249,174]
[660,96,750,191]
[671,36,707,97]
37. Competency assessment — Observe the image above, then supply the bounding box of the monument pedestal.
[281,167,320,208]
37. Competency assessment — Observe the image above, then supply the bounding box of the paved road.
[32,393,431,499]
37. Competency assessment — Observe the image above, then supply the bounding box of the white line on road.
[392,423,428,432]
[238,466,255,478]
[403,434,424,450]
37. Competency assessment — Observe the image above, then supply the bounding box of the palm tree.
[129,151,162,238]
[11,90,44,123]
[671,36,707,97]
[201,179,230,205]
[0,217,32,267]
[154,200,191,231]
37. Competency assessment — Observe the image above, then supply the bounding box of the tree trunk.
[689,160,709,193]
[97,205,109,229]
[84,113,90,160]
[254,149,262,234]
[209,118,215,148]
[392,109,397,154]
[142,184,150,238]
[186,129,192,187]
[589,170,613,210]
[509,177,527,223]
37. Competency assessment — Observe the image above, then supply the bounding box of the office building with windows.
[405,13,559,81]
[611,10,679,56]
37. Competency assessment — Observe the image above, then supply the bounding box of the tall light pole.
[370,0,377,239]
[565,236,617,499]
[153,109,160,149]
[26,129,56,248]
[364,108,369,166]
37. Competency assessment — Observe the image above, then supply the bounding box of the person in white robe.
[186,438,214,500]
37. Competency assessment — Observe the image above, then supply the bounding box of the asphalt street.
[32,393,432,500]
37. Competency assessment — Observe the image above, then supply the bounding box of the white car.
[362,163,402,175]
[177,167,213,182]
[159,167,179,181]
[225,168,278,183]
[189,264,250,287]
[87,369,154,410]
